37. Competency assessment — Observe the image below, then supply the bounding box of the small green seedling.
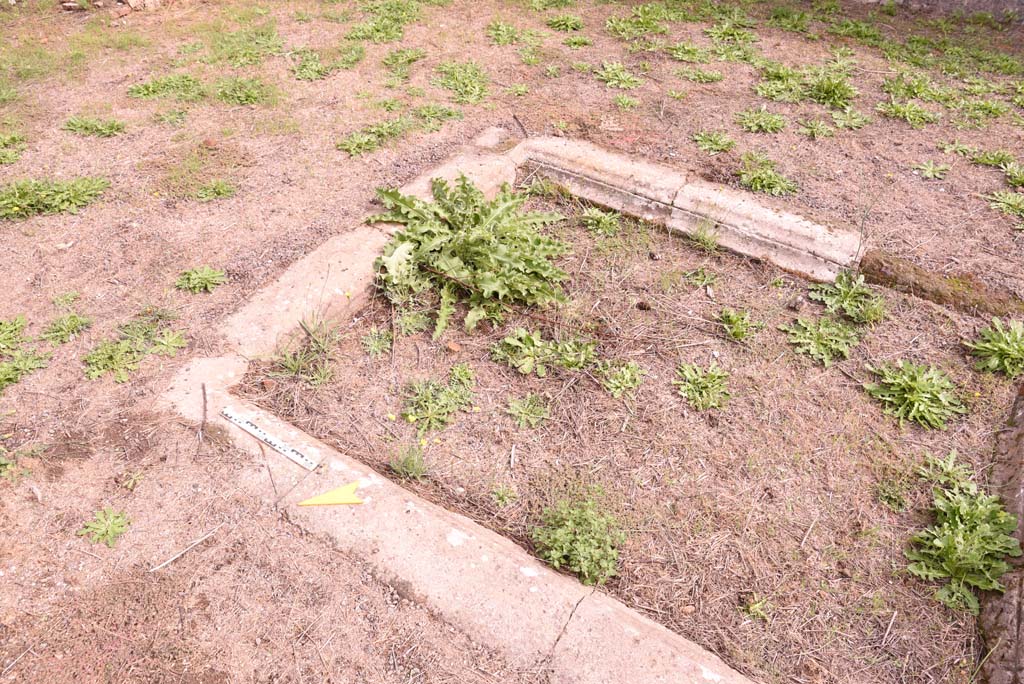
[507,393,550,428]
[614,94,639,110]
[532,495,625,585]
[831,107,870,129]
[0,133,26,165]
[779,317,859,366]
[914,161,950,179]
[402,364,475,434]
[865,361,967,429]
[397,310,431,336]
[673,362,730,410]
[194,179,236,202]
[966,318,1024,377]
[718,308,761,342]
[176,266,227,293]
[361,326,393,358]
[595,360,646,398]
[564,36,592,49]
[389,444,427,480]
[41,313,92,344]
[798,119,834,139]
[688,219,720,253]
[580,207,620,236]
[684,267,717,288]
[77,507,130,548]
[62,116,126,138]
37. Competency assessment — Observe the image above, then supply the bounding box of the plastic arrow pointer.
[297,481,363,506]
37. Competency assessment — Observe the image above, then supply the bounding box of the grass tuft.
[736,152,797,195]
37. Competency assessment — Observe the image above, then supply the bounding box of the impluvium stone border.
[162,129,865,683]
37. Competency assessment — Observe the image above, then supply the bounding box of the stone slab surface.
[512,137,861,281]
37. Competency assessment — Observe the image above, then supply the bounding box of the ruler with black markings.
[221,406,318,471]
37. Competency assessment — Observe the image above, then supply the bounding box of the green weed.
[676,67,723,83]
[798,119,834,139]
[684,267,717,288]
[154,109,187,127]
[1002,162,1024,189]
[362,326,393,357]
[779,317,859,366]
[719,307,761,342]
[985,190,1024,219]
[914,160,950,179]
[692,130,734,155]
[487,20,522,45]
[595,360,645,398]
[532,495,624,585]
[666,42,710,63]
[736,106,786,133]
[564,35,592,49]
[673,362,729,410]
[402,364,475,434]
[194,179,235,202]
[906,452,1021,615]
[971,149,1015,168]
[595,62,642,89]
[547,14,583,31]
[876,99,940,128]
[613,94,638,110]
[77,508,130,548]
[389,443,427,479]
[491,329,596,377]
[383,47,425,82]
[809,271,886,324]
[507,393,550,428]
[62,116,125,138]
[0,133,26,165]
[865,362,966,429]
[348,0,427,43]
[831,107,871,129]
[580,207,620,236]
[215,77,275,105]
[0,316,27,354]
[736,152,797,195]
[688,219,720,252]
[966,318,1024,377]
[369,176,567,336]
[434,61,489,104]
[84,309,186,382]
[206,22,282,66]
[0,351,48,395]
[0,178,109,220]
[41,313,91,344]
[413,103,461,132]
[176,266,227,293]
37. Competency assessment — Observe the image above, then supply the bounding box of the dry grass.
[239,189,1012,682]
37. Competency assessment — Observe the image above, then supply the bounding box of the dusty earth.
[0,0,1023,682]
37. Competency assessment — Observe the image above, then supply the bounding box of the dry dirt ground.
[1,0,1023,682]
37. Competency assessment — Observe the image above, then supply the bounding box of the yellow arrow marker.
[298,481,363,506]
